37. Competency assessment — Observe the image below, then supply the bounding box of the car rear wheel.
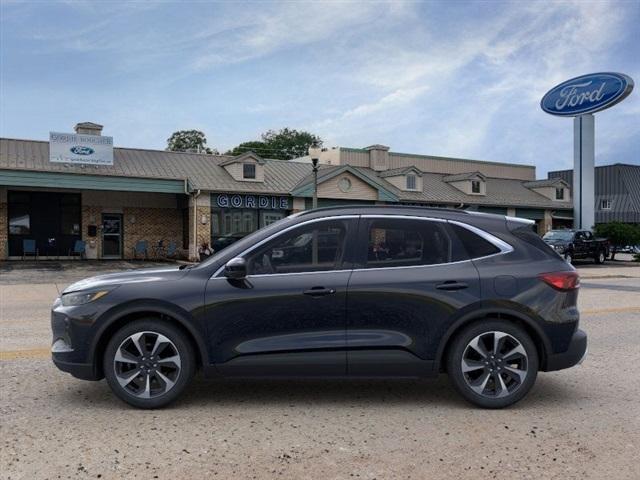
[103,319,195,409]
[447,320,538,408]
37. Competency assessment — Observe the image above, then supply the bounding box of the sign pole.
[573,114,595,229]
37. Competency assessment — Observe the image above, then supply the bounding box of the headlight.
[61,290,110,307]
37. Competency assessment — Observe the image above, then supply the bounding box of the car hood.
[62,267,189,294]
[543,239,570,247]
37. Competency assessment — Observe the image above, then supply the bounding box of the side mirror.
[224,257,247,279]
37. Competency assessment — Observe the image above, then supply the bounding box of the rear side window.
[364,218,458,268]
[511,225,557,256]
[448,223,501,259]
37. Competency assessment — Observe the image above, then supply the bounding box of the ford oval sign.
[70,146,95,155]
[541,72,633,116]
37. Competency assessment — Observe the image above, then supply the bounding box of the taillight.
[539,271,580,291]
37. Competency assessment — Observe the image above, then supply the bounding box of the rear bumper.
[543,329,587,371]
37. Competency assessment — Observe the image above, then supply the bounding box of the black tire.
[446,320,539,409]
[564,252,573,264]
[594,250,606,264]
[103,319,196,409]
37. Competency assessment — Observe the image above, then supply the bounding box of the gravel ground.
[1,262,639,479]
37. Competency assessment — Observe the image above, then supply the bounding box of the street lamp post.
[308,144,321,210]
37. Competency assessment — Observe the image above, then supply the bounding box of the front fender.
[90,299,209,371]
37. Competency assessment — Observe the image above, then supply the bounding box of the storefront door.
[102,213,123,258]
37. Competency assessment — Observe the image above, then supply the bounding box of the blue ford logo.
[541,72,633,116]
[70,146,95,155]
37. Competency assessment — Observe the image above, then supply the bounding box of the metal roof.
[0,137,573,209]
[443,171,486,182]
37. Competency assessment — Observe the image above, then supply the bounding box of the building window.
[471,180,481,194]
[243,163,256,179]
[406,174,417,190]
[601,199,612,210]
[555,188,564,200]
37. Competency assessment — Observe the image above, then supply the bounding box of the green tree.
[167,130,217,154]
[225,141,269,157]
[226,128,322,160]
[594,222,640,260]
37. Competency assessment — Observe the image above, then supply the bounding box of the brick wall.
[123,207,183,259]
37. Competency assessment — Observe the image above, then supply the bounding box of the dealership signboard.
[49,132,114,165]
[541,72,634,229]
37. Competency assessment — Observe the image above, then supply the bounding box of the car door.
[573,231,587,257]
[346,216,481,376]
[204,216,358,376]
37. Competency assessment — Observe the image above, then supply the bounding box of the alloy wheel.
[113,331,181,399]
[461,331,528,398]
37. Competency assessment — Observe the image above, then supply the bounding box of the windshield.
[543,231,574,241]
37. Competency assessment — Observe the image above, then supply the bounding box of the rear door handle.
[303,287,336,297]
[436,281,468,291]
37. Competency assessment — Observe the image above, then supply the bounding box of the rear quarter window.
[448,223,501,259]
[511,225,558,256]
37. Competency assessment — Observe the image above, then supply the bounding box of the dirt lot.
[1,261,639,479]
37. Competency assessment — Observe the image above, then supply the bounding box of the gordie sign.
[541,72,634,116]
[214,193,289,210]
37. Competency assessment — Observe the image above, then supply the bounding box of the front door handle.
[436,281,468,291]
[303,287,336,297]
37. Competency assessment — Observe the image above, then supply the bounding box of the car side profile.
[51,206,587,409]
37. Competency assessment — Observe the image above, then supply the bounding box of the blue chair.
[166,241,178,258]
[133,240,148,260]
[22,239,38,261]
[69,240,86,260]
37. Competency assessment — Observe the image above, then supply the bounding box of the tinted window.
[512,226,557,256]
[449,223,500,258]
[364,218,457,268]
[247,220,349,274]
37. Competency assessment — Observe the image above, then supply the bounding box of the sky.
[1,0,638,177]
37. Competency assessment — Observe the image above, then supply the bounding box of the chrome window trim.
[212,213,514,278]
[212,215,359,278]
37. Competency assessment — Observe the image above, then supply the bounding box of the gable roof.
[291,164,398,202]
[443,171,486,182]
[378,166,423,178]
[523,178,568,188]
[219,151,266,166]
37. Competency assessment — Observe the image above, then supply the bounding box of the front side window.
[247,220,349,275]
[243,163,256,179]
[471,180,481,194]
[364,218,458,268]
[556,188,564,200]
[406,174,417,190]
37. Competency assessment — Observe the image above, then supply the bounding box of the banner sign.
[214,193,289,210]
[49,132,114,165]
[541,72,634,117]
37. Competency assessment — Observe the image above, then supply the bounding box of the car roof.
[293,205,510,224]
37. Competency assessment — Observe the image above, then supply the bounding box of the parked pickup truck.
[542,229,609,264]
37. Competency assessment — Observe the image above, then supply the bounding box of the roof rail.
[295,204,471,216]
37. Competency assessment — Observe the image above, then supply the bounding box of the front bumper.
[51,304,104,381]
[52,355,101,381]
[543,329,587,371]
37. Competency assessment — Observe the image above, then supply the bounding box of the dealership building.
[0,122,575,261]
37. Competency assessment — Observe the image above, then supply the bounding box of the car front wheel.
[595,251,606,264]
[447,320,539,408]
[103,319,195,409]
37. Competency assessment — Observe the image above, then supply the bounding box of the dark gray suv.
[51,206,587,409]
